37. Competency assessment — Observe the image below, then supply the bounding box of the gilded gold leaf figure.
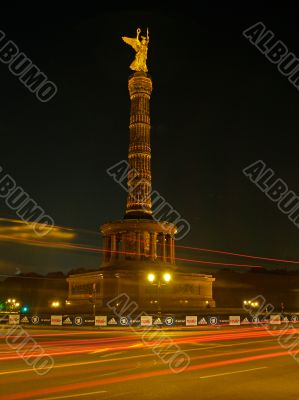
[122,28,149,73]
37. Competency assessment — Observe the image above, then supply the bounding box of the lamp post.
[147,272,172,313]
[243,300,259,312]
[6,298,21,312]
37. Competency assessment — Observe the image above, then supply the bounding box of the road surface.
[0,324,298,399]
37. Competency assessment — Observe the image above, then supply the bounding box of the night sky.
[0,5,299,277]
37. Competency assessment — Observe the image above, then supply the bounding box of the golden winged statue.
[122,28,149,73]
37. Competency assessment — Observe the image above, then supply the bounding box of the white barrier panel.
[9,314,20,325]
[229,316,240,326]
[270,314,281,325]
[141,315,152,326]
[95,316,107,326]
[186,316,197,326]
[51,315,62,326]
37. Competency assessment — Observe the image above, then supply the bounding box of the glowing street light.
[163,273,171,283]
[147,272,173,312]
[147,273,156,283]
[243,299,259,309]
[51,301,60,308]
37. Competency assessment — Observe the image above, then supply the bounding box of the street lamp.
[6,298,20,311]
[243,299,259,311]
[147,273,155,283]
[147,272,172,312]
[51,301,60,308]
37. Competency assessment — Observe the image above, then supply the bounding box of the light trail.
[0,234,266,269]
[2,349,292,400]
[2,217,299,267]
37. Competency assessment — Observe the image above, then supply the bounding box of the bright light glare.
[147,273,155,283]
[163,273,171,282]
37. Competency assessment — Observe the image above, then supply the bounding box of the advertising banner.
[51,315,62,326]
[229,316,241,326]
[140,315,152,326]
[186,316,197,326]
[9,314,20,325]
[95,316,107,326]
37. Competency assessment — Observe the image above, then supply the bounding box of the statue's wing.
[122,36,139,52]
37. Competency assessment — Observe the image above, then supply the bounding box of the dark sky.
[0,4,299,276]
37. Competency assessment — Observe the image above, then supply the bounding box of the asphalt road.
[0,325,298,399]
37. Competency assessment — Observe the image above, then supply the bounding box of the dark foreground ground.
[0,325,298,399]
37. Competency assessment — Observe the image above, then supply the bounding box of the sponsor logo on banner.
[119,316,131,326]
[241,317,250,324]
[40,317,51,325]
[31,315,40,325]
[291,315,298,323]
[62,316,73,325]
[229,316,240,326]
[20,315,29,324]
[9,314,20,325]
[164,316,175,326]
[141,315,152,326]
[74,316,83,326]
[208,316,219,325]
[51,315,62,326]
[95,316,107,326]
[220,318,229,324]
[252,316,259,324]
[84,318,95,325]
[198,317,208,325]
[270,315,281,325]
[108,317,118,325]
[186,316,197,326]
[282,316,289,323]
[153,317,163,325]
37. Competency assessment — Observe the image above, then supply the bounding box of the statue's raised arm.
[122,28,149,73]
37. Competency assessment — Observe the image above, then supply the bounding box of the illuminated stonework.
[126,72,152,217]
[67,30,215,312]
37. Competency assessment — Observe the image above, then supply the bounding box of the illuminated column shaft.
[125,72,153,218]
